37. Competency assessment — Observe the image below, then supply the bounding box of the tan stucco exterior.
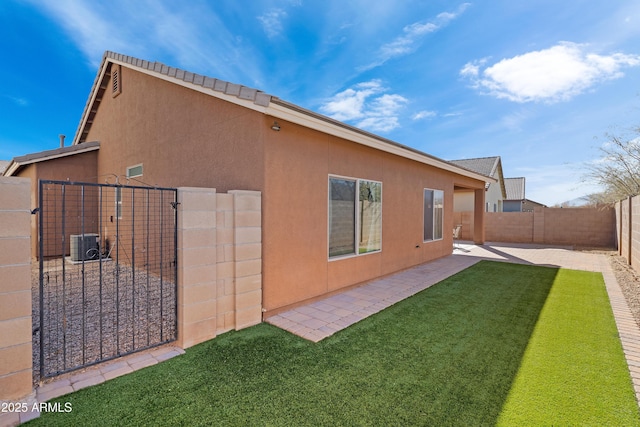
[85,66,264,192]
[11,56,489,316]
[14,150,98,259]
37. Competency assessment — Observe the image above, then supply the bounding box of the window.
[329,176,382,258]
[424,189,444,241]
[126,164,143,178]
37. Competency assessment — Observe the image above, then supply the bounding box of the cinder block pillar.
[176,187,218,349]
[473,188,485,245]
[0,177,33,402]
[229,191,262,329]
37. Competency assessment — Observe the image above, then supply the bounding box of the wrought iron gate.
[35,180,178,379]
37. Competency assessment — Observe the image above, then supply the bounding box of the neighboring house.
[450,156,507,213]
[3,51,494,316]
[503,177,546,212]
[0,160,8,174]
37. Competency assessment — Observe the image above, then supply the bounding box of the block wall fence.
[616,196,640,272]
[176,187,262,349]
[0,180,262,426]
[454,206,617,248]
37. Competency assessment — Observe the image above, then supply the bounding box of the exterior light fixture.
[271,121,281,131]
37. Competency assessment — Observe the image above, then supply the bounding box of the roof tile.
[225,83,241,96]
[203,77,215,89]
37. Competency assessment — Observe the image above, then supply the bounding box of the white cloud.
[412,110,437,120]
[461,42,640,103]
[320,80,408,132]
[363,3,470,70]
[25,0,264,83]
[258,8,288,38]
[2,95,29,107]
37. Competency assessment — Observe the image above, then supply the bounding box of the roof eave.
[72,51,495,186]
[266,99,496,185]
[3,141,101,177]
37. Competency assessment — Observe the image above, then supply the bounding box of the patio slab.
[265,242,640,404]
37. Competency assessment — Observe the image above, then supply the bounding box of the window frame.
[423,188,444,243]
[126,163,143,179]
[328,174,383,260]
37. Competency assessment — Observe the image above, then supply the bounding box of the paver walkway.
[0,345,185,426]
[266,242,640,403]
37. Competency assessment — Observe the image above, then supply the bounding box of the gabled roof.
[72,51,496,186]
[504,177,526,200]
[449,156,506,197]
[449,156,500,178]
[3,141,100,177]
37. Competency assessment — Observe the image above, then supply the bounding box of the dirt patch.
[609,253,640,326]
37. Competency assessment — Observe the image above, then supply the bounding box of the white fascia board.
[4,145,100,176]
[265,101,496,185]
[81,58,493,186]
[72,60,111,146]
[112,59,269,113]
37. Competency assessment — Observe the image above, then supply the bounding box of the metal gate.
[35,180,178,380]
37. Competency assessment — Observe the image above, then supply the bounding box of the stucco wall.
[84,66,264,192]
[454,191,474,212]
[15,151,98,259]
[81,63,486,316]
[262,122,485,313]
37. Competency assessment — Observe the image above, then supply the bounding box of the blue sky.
[1,0,640,205]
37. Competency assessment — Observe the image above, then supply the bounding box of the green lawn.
[29,261,640,426]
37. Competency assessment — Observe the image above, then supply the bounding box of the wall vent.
[112,64,122,98]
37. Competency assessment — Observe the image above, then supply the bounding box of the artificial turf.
[28,261,640,426]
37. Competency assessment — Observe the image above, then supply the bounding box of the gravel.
[608,253,640,327]
[32,258,177,384]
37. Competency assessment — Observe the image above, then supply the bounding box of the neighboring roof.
[524,198,546,208]
[450,156,500,178]
[3,141,100,177]
[71,51,496,186]
[504,177,526,200]
[449,156,506,197]
[0,160,8,174]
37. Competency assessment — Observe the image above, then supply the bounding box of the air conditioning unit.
[70,234,99,261]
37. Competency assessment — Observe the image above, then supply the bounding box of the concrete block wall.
[633,196,640,271]
[229,190,262,330]
[471,206,616,247]
[176,187,262,350]
[0,177,34,425]
[484,212,534,243]
[618,196,640,272]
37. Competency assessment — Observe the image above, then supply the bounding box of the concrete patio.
[266,242,640,402]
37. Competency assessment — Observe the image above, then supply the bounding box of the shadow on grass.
[31,261,559,426]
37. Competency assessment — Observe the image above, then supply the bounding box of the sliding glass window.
[329,176,382,258]
[424,189,444,242]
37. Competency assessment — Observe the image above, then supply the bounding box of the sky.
[1,0,640,206]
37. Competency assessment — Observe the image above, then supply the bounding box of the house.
[503,177,546,212]
[450,156,506,213]
[4,51,494,317]
[0,160,8,174]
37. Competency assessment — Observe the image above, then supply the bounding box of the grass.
[28,261,640,426]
